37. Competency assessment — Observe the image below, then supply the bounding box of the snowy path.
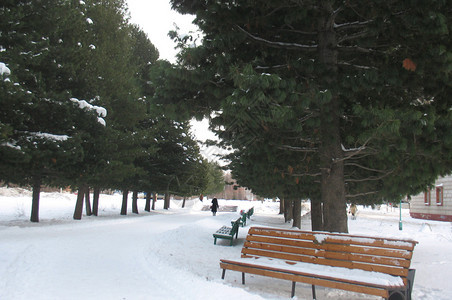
[1,191,452,299]
[0,209,263,300]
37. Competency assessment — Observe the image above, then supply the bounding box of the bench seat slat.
[221,258,405,288]
[220,261,397,298]
[220,260,403,297]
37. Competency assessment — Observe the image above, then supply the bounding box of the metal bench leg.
[407,269,416,300]
[291,282,296,298]
[214,237,217,245]
[312,285,316,300]
[242,272,245,284]
[221,269,226,279]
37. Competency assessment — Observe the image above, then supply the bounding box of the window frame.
[436,186,444,206]
[424,190,431,206]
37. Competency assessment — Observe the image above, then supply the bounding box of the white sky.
[126,1,218,159]
[126,0,197,63]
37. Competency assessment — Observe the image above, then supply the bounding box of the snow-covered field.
[0,187,451,300]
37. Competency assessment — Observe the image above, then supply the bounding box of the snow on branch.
[0,62,11,78]
[341,143,365,152]
[70,98,107,126]
[27,132,69,141]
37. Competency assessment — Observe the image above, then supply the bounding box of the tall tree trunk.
[121,190,128,215]
[152,192,157,210]
[182,197,186,208]
[92,187,100,216]
[311,198,324,231]
[132,190,138,214]
[318,2,348,233]
[30,176,41,222]
[145,191,151,212]
[164,192,170,209]
[292,199,302,229]
[85,187,92,216]
[279,197,284,215]
[283,198,293,223]
[73,186,85,220]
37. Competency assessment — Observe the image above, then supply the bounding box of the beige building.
[410,176,452,222]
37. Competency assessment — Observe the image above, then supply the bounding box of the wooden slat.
[245,235,413,260]
[241,247,408,277]
[249,227,417,251]
[244,240,411,268]
[220,261,395,298]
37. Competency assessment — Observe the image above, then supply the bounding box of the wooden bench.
[220,227,418,299]
[213,218,240,246]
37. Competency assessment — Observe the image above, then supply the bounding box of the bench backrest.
[242,227,417,283]
[231,218,240,234]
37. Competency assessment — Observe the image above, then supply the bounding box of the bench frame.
[213,218,240,246]
[220,227,418,299]
[246,207,254,219]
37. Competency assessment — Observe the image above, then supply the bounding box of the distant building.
[410,176,452,222]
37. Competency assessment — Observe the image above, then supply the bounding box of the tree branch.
[346,191,379,198]
[235,25,318,51]
[344,162,388,174]
[334,20,374,31]
[277,145,318,152]
[338,61,375,70]
[337,30,370,43]
[337,45,377,53]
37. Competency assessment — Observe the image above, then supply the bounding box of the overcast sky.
[126,1,217,146]
[126,0,197,62]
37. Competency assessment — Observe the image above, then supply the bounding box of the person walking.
[211,198,219,216]
[349,203,358,220]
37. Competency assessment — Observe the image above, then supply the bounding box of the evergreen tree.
[164,0,452,232]
[0,0,103,222]
[203,160,225,196]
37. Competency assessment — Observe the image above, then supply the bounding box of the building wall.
[410,176,452,221]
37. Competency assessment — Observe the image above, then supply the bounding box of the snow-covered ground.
[0,187,451,300]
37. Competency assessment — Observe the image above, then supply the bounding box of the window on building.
[436,186,443,206]
[424,190,431,206]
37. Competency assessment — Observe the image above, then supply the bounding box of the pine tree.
[0,0,103,222]
[165,0,452,232]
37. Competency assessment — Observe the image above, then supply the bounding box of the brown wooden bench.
[220,227,418,299]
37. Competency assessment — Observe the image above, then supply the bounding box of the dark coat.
[211,198,219,213]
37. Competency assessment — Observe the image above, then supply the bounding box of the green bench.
[233,212,247,227]
[213,218,240,246]
[246,207,254,219]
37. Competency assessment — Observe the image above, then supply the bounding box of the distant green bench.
[246,207,254,219]
[213,218,240,246]
[233,212,247,227]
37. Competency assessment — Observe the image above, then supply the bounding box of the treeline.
[0,0,224,222]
